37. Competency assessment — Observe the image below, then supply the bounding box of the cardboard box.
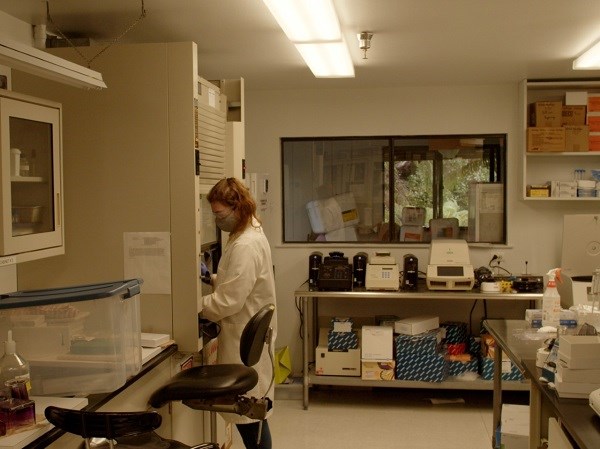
[566,91,588,106]
[400,225,424,242]
[554,372,600,398]
[501,404,529,449]
[588,113,600,132]
[394,315,439,335]
[558,351,600,369]
[394,329,442,355]
[529,101,562,127]
[361,359,395,380]
[562,105,586,125]
[590,132,600,151]
[395,351,447,382]
[588,93,600,112]
[556,364,600,383]
[559,335,600,358]
[526,127,565,152]
[315,346,361,376]
[328,330,359,351]
[361,325,393,360]
[526,184,551,197]
[564,125,589,152]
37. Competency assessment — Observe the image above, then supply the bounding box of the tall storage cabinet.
[520,79,600,200]
[12,41,231,445]
[0,89,64,262]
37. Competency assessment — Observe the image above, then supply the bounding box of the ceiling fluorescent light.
[263,0,341,42]
[295,42,354,78]
[0,37,106,89]
[573,40,600,70]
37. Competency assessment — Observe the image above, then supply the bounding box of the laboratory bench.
[4,343,178,449]
[483,319,600,449]
[296,282,543,409]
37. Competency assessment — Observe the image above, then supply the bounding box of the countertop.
[11,343,178,449]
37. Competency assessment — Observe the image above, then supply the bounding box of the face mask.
[215,213,238,233]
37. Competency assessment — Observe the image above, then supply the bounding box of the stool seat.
[149,364,258,408]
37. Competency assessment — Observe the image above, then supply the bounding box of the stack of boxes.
[527,92,599,198]
[555,335,600,398]
[480,333,524,381]
[394,315,448,382]
[315,317,360,377]
[361,325,395,380]
[442,321,480,377]
[527,99,588,153]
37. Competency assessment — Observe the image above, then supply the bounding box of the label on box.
[529,101,562,127]
[562,105,586,125]
[564,125,589,152]
[361,359,395,380]
[526,127,565,152]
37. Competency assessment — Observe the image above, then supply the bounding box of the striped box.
[394,329,442,355]
[328,330,359,352]
[479,357,524,381]
[440,321,468,344]
[395,352,448,382]
[448,358,480,377]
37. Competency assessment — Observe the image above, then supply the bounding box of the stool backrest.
[240,303,275,367]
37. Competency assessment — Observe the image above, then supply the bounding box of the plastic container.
[0,279,142,396]
[9,148,20,177]
[542,269,561,327]
[0,330,30,394]
[577,180,596,197]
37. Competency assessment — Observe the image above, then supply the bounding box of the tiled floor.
[233,386,528,448]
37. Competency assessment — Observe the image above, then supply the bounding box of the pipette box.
[0,279,142,396]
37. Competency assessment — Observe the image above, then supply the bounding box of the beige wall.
[244,84,595,372]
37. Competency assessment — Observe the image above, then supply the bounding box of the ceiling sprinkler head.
[357,31,373,59]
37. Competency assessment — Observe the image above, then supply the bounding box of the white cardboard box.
[554,372,600,398]
[361,325,393,360]
[558,351,600,369]
[559,335,600,359]
[394,315,439,335]
[556,364,600,383]
[501,404,529,449]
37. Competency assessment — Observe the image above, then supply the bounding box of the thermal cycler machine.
[426,239,475,290]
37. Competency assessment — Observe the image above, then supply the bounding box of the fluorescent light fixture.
[573,39,600,70]
[295,41,354,78]
[262,0,341,42]
[262,0,354,78]
[0,37,106,89]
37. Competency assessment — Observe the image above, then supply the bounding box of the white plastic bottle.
[541,268,561,327]
[0,330,30,394]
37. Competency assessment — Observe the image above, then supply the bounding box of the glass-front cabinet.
[0,91,63,261]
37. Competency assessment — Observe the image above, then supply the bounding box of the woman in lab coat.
[199,177,277,449]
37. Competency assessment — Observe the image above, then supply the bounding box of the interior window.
[282,135,506,244]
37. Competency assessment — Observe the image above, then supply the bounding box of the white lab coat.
[200,219,277,424]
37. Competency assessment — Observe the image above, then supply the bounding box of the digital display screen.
[438,266,464,276]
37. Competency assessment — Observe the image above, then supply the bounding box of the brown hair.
[207,177,260,236]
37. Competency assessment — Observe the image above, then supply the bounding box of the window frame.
[281,133,507,245]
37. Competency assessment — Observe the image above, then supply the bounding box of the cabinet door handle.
[56,192,61,227]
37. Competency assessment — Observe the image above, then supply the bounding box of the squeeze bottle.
[0,330,31,394]
[541,268,561,327]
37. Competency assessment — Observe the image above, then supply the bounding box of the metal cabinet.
[0,90,63,262]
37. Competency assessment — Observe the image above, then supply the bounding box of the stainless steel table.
[296,283,542,409]
[483,319,600,449]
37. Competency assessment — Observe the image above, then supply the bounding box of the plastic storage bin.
[0,279,142,396]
